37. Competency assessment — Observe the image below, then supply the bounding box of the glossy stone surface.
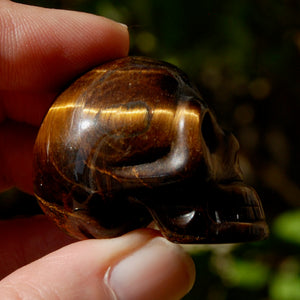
[33,56,269,243]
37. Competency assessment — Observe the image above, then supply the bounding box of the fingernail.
[104,237,195,300]
[118,22,128,29]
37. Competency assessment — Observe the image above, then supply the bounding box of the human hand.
[0,1,195,299]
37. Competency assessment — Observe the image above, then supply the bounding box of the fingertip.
[107,236,196,300]
[0,1,130,91]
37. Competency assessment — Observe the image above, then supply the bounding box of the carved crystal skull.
[33,56,268,243]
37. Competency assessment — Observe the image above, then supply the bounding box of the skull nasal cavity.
[201,112,221,153]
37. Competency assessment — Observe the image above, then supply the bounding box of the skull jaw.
[155,219,269,244]
[144,182,269,244]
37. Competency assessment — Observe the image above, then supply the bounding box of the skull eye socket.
[201,111,223,153]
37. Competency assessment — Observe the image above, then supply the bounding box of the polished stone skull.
[33,56,268,243]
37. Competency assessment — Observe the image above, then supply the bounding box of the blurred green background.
[2,0,300,299]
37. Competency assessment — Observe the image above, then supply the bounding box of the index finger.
[0,1,129,92]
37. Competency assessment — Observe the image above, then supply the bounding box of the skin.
[0,1,196,299]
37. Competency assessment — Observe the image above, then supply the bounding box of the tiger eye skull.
[33,56,268,243]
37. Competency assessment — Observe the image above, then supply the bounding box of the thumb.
[0,229,195,300]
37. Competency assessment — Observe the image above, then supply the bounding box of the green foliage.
[273,210,300,246]
[270,273,300,300]
[219,258,270,289]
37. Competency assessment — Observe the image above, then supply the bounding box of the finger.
[0,215,75,279]
[0,91,56,126]
[0,229,195,300]
[0,0,129,91]
[0,121,37,193]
